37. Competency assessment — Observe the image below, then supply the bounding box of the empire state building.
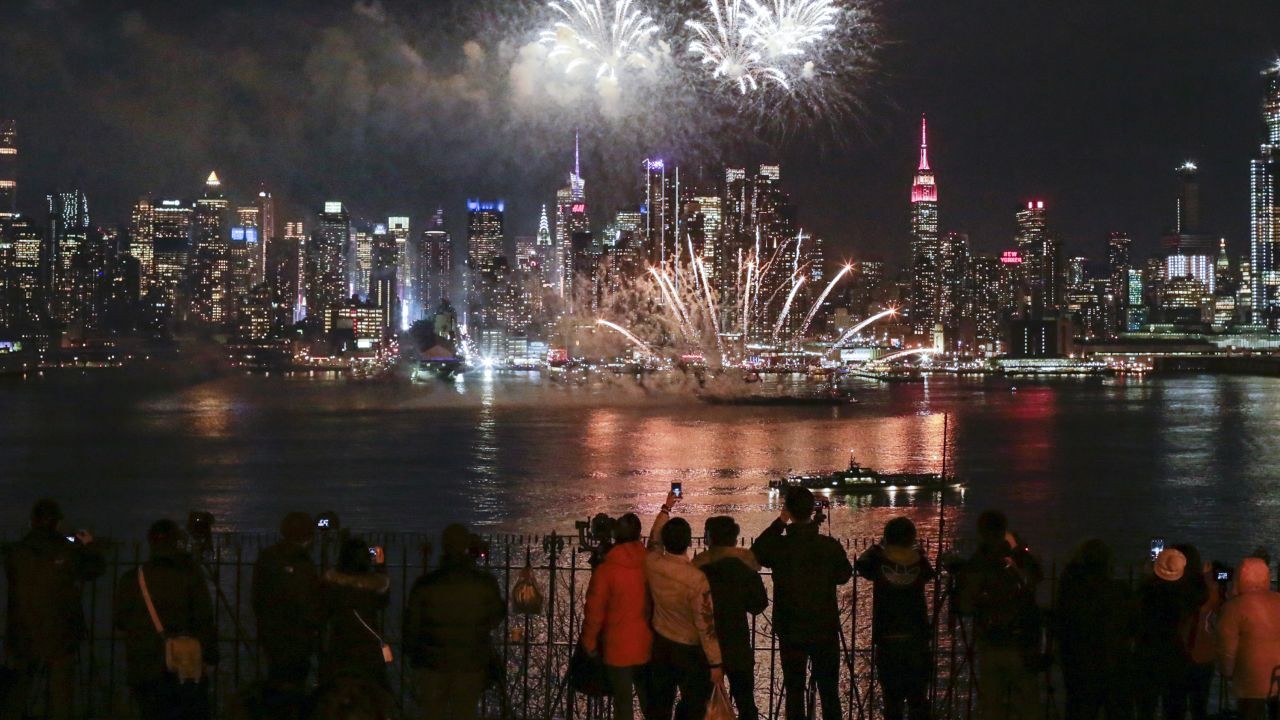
[909,115,941,335]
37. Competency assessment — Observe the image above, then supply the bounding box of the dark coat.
[113,548,218,686]
[957,541,1043,650]
[693,546,768,673]
[252,540,322,652]
[4,528,104,661]
[404,555,505,673]
[855,544,934,644]
[751,519,853,644]
[1054,560,1134,675]
[1135,574,1206,671]
[319,569,392,686]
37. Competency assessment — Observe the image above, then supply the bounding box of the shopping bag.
[567,644,610,697]
[706,680,736,720]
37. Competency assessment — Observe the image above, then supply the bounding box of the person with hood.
[646,491,723,720]
[319,537,391,688]
[252,512,322,694]
[1134,547,1207,720]
[1054,539,1134,720]
[1216,557,1280,720]
[3,498,104,720]
[580,513,653,720]
[693,516,768,720]
[752,486,854,720]
[956,511,1043,720]
[855,517,934,720]
[114,519,218,720]
[405,524,505,720]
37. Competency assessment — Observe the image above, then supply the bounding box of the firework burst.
[541,0,660,82]
[686,0,789,94]
[745,0,840,64]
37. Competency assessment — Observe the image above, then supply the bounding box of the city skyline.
[0,1,1277,261]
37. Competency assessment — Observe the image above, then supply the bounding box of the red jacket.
[581,541,652,667]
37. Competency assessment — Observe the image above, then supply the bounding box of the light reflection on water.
[1,372,1279,562]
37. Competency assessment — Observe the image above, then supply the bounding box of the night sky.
[1,0,1277,266]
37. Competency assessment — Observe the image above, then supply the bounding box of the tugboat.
[768,453,962,495]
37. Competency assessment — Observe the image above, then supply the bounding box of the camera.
[188,511,215,547]
[576,513,618,568]
[671,482,682,499]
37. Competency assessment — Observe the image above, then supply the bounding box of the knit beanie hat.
[1154,548,1187,582]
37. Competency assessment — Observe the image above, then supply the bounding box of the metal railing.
[1,529,1177,720]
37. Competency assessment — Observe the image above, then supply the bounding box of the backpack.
[971,552,1041,647]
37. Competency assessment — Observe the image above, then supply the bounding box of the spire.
[206,170,221,187]
[574,130,581,180]
[918,115,930,171]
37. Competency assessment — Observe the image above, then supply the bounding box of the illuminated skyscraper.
[1015,200,1063,310]
[1250,62,1280,327]
[643,158,674,267]
[370,224,398,331]
[306,202,349,323]
[1163,162,1216,295]
[129,196,156,288]
[1107,232,1132,334]
[266,219,303,329]
[909,115,941,335]
[536,204,555,294]
[0,121,17,219]
[411,207,452,322]
[556,136,589,298]
[46,189,90,324]
[190,172,230,325]
[388,216,410,328]
[467,200,504,327]
[152,199,192,300]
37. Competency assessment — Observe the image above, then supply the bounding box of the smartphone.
[65,535,76,544]
[317,517,330,529]
[1217,570,1232,582]
[671,482,682,499]
[368,546,385,565]
[1150,538,1165,563]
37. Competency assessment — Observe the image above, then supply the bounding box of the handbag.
[353,610,394,664]
[567,644,609,697]
[137,567,204,684]
[706,680,737,720]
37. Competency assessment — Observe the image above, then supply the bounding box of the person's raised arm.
[751,508,791,569]
[647,491,680,553]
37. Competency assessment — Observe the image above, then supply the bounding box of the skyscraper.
[536,204,555,295]
[306,202,349,324]
[0,120,17,219]
[256,188,277,286]
[152,199,192,302]
[556,136,589,298]
[909,115,941,335]
[129,196,156,289]
[190,172,230,325]
[415,207,453,318]
[467,200,504,327]
[46,189,90,324]
[1250,62,1280,327]
[1163,162,1216,294]
[388,216,410,328]
[1107,232,1132,334]
[1015,200,1063,311]
[643,158,674,267]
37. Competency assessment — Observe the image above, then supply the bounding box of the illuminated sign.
[1025,200,1045,210]
[230,227,259,243]
[374,224,387,235]
[324,202,343,213]
[571,204,586,213]
[1000,251,1023,265]
[467,199,505,213]
[0,148,16,155]
[645,159,664,170]
[0,341,21,353]
[161,199,182,207]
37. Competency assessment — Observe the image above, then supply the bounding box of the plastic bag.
[706,681,736,720]
[512,566,545,615]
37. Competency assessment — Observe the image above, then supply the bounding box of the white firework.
[745,0,840,63]
[540,0,660,82]
[686,0,789,94]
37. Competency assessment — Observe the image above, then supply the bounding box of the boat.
[413,343,464,381]
[768,454,962,494]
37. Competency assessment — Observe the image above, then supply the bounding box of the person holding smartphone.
[318,537,391,688]
[4,499,104,720]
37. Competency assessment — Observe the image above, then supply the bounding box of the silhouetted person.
[582,513,654,720]
[752,486,853,720]
[1173,544,1217,720]
[693,516,768,720]
[114,519,218,720]
[957,511,1043,720]
[647,491,723,720]
[253,512,322,709]
[1134,547,1206,720]
[304,677,400,720]
[856,517,934,720]
[405,524,505,720]
[319,537,391,688]
[3,498,104,720]
[1054,539,1134,720]
[1217,557,1280,720]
